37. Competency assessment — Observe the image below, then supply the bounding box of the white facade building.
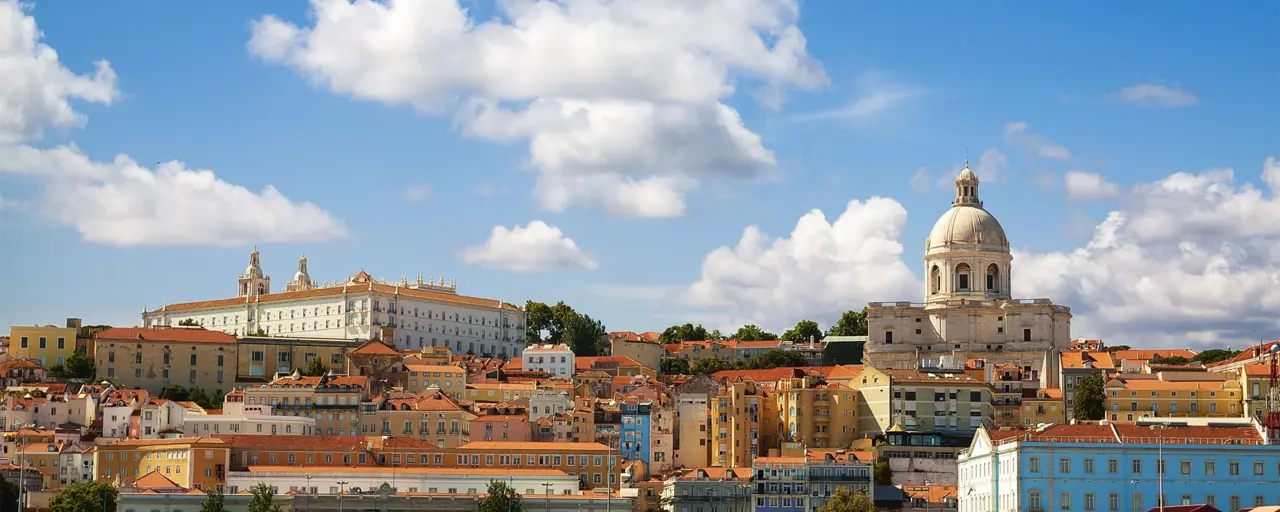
[139,399,187,438]
[185,396,315,437]
[524,344,575,377]
[866,161,1071,385]
[142,250,527,357]
[529,389,575,422]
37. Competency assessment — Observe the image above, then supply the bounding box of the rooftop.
[95,327,236,344]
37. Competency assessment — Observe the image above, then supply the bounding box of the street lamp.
[543,482,553,512]
[1150,424,1166,512]
[305,474,312,512]
[337,480,349,512]
[14,422,36,512]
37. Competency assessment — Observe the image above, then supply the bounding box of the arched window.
[986,263,1000,293]
[955,263,971,291]
[256,283,265,295]
[930,265,941,294]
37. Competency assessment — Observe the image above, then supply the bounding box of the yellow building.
[9,320,81,367]
[449,441,616,489]
[94,437,231,492]
[241,372,369,436]
[94,327,237,396]
[357,389,476,448]
[404,362,467,399]
[709,380,776,467]
[1241,364,1276,423]
[235,336,362,382]
[1104,377,1242,421]
[218,434,436,471]
[773,378,859,449]
[851,367,994,435]
[1020,388,1065,426]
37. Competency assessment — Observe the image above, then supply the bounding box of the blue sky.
[2,0,1277,349]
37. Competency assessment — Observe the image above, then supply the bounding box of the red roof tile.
[95,327,235,344]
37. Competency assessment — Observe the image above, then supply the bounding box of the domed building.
[865,161,1071,387]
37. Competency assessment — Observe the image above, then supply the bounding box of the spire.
[953,158,981,208]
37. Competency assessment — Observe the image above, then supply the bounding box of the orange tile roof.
[1110,349,1197,361]
[1106,379,1236,391]
[134,470,184,490]
[1112,423,1263,444]
[457,441,609,451]
[1061,350,1115,370]
[0,359,42,371]
[104,437,229,447]
[754,456,806,464]
[265,374,368,388]
[575,356,645,370]
[1209,341,1278,367]
[1023,388,1063,400]
[1241,364,1273,377]
[95,327,235,344]
[246,465,565,476]
[880,368,984,385]
[147,279,521,314]
[710,367,810,382]
[379,389,471,413]
[825,365,864,380]
[215,435,381,451]
[678,467,752,480]
[350,339,400,355]
[902,484,958,503]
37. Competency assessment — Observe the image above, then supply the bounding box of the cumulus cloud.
[1115,84,1200,109]
[249,0,825,217]
[0,2,346,247]
[0,144,347,246]
[461,220,597,273]
[0,0,119,142]
[682,197,920,331]
[1004,122,1070,160]
[1064,170,1119,200]
[661,158,1280,347]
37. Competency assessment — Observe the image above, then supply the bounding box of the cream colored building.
[240,372,368,436]
[356,389,476,448]
[235,336,362,383]
[866,162,1071,385]
[141,249,527,357]
[851,367,994,435]
[185,391,315,437]
[94,327,237,396]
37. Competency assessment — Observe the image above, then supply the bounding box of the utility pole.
[338,481,349,512]
[305,474,312,512]
[543,482,553,512]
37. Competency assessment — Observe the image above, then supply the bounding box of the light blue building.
[751,446,874,512]
[958,420,1280,512]
[620,398,653,476]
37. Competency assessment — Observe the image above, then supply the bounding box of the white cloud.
[909,167,931,193]
[659,158,1280,348]
[404,184,432,203]
[1004,122,1070,160]
[682,197,920,332]
[249,0,825,217]
[1115,84,1200,109]
[973,147,1009,182]
[1064,170,1119,200]
[792,71,919,122]
[0,0,119,142]
[1032,170,1057,191]
[461,220,597,273]
[0,3,346,247]
[0,144,347,246]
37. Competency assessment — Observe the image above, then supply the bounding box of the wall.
[8,325,78,367]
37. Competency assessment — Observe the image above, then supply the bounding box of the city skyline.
[1,1,1277,350]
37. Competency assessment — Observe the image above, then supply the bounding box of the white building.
[866,161,1071,385]
[227,466,580,496]
[138,399,187,438]
[529,389,575,422]
[58,444,95,486]
[185,392,315,437]
[101,390,149,439]
[142,249,528,357]
[524,344,575,378]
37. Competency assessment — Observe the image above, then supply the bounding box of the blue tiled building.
[621,399,653,475]
[958,420,1280,512]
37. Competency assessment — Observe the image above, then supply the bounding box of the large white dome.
[927,205,1009,251]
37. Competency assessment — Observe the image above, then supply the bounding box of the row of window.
[1025,490,1273,511]
[108,351,224,366]
[1028,456,1275,477]
[18,336,67,350]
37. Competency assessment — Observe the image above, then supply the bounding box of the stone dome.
[244,265,263,278]
[927,205,1009,250]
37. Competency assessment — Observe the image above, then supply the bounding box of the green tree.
[1105,345,1131,351]
[1149,355,1191,366]
[659,323,711,343]
[178,318,199,327]
[561,312,606,356]
[816,486,873,512]
[745,350,807,369]
[478,479,524,512]
[251,328,267,336]
[246,483,284,512]
[659,358,691,375]
[159,385,192,402]
[50,481,118,512]
[873,460,893,486]
[1191,348,1241,365]
[732,324,777,341]
[1072,374,1106,421]
[523,300,606,356]
[200,487,225,512]
[826,309,868,337]
[300,357,329,377]
[159,385,221,409]
[48,346,96,380]
[781,319,824,343]
[0,475,19,512]
[524,301,555,343]
[691,358,732,375]
[707,329,726,340]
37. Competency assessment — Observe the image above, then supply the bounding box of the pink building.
[471,414,530,442]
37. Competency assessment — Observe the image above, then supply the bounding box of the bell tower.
[237,246,271,297]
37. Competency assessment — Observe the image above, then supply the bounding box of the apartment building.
[94,437,231,492]
[773,377,859,449]
[93,327,236,396]
[8,319,82,367]
[234,335,362,383]
[1059,349,1114,422]
[241,372,368,436]
[852,367,993,435]
[1103,377,1242,420]
[663,467,753,512]
[403,362,467,398]
[449,441,615,490]
[1019,388,1065,427]
[464,382,536,403]
[575,356,655,378]
[710,380,776,468]
[356,389,476,448]
[523,344,575,378]
[186,390,316,437]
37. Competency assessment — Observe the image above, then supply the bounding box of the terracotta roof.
[1022,388,1063,400]
[902,484,957,504]
[1112,423,1263,445]
[103,437,229,447]
[607,331,662,343]
[1241,364,1273,377]
[1061,350,1116,370]
[1026,424,1119,443]
[710,367,810,382]
[0,359,42,371]
[678,467,752,480]
[146,279,521,314]
[95,327,235,344]
[379,389,471,413]
[1209,341,1278,367]
[825,365,864,380]
[575,356,645,370]
[525,344,572,352]
[1110,349,1197,361]
[248,465,564,477]
[265,374,368,388]
[215,435,379,451]
[134,470,184,490]
[1106,379,1237,391]
[880,369,984,385]
[350,339,400,356]
[457,441,609,451]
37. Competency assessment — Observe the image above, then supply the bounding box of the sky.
[1,0,1277,350]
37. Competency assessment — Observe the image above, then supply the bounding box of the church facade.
[142,248,527,357]
[865,162,1071,386]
